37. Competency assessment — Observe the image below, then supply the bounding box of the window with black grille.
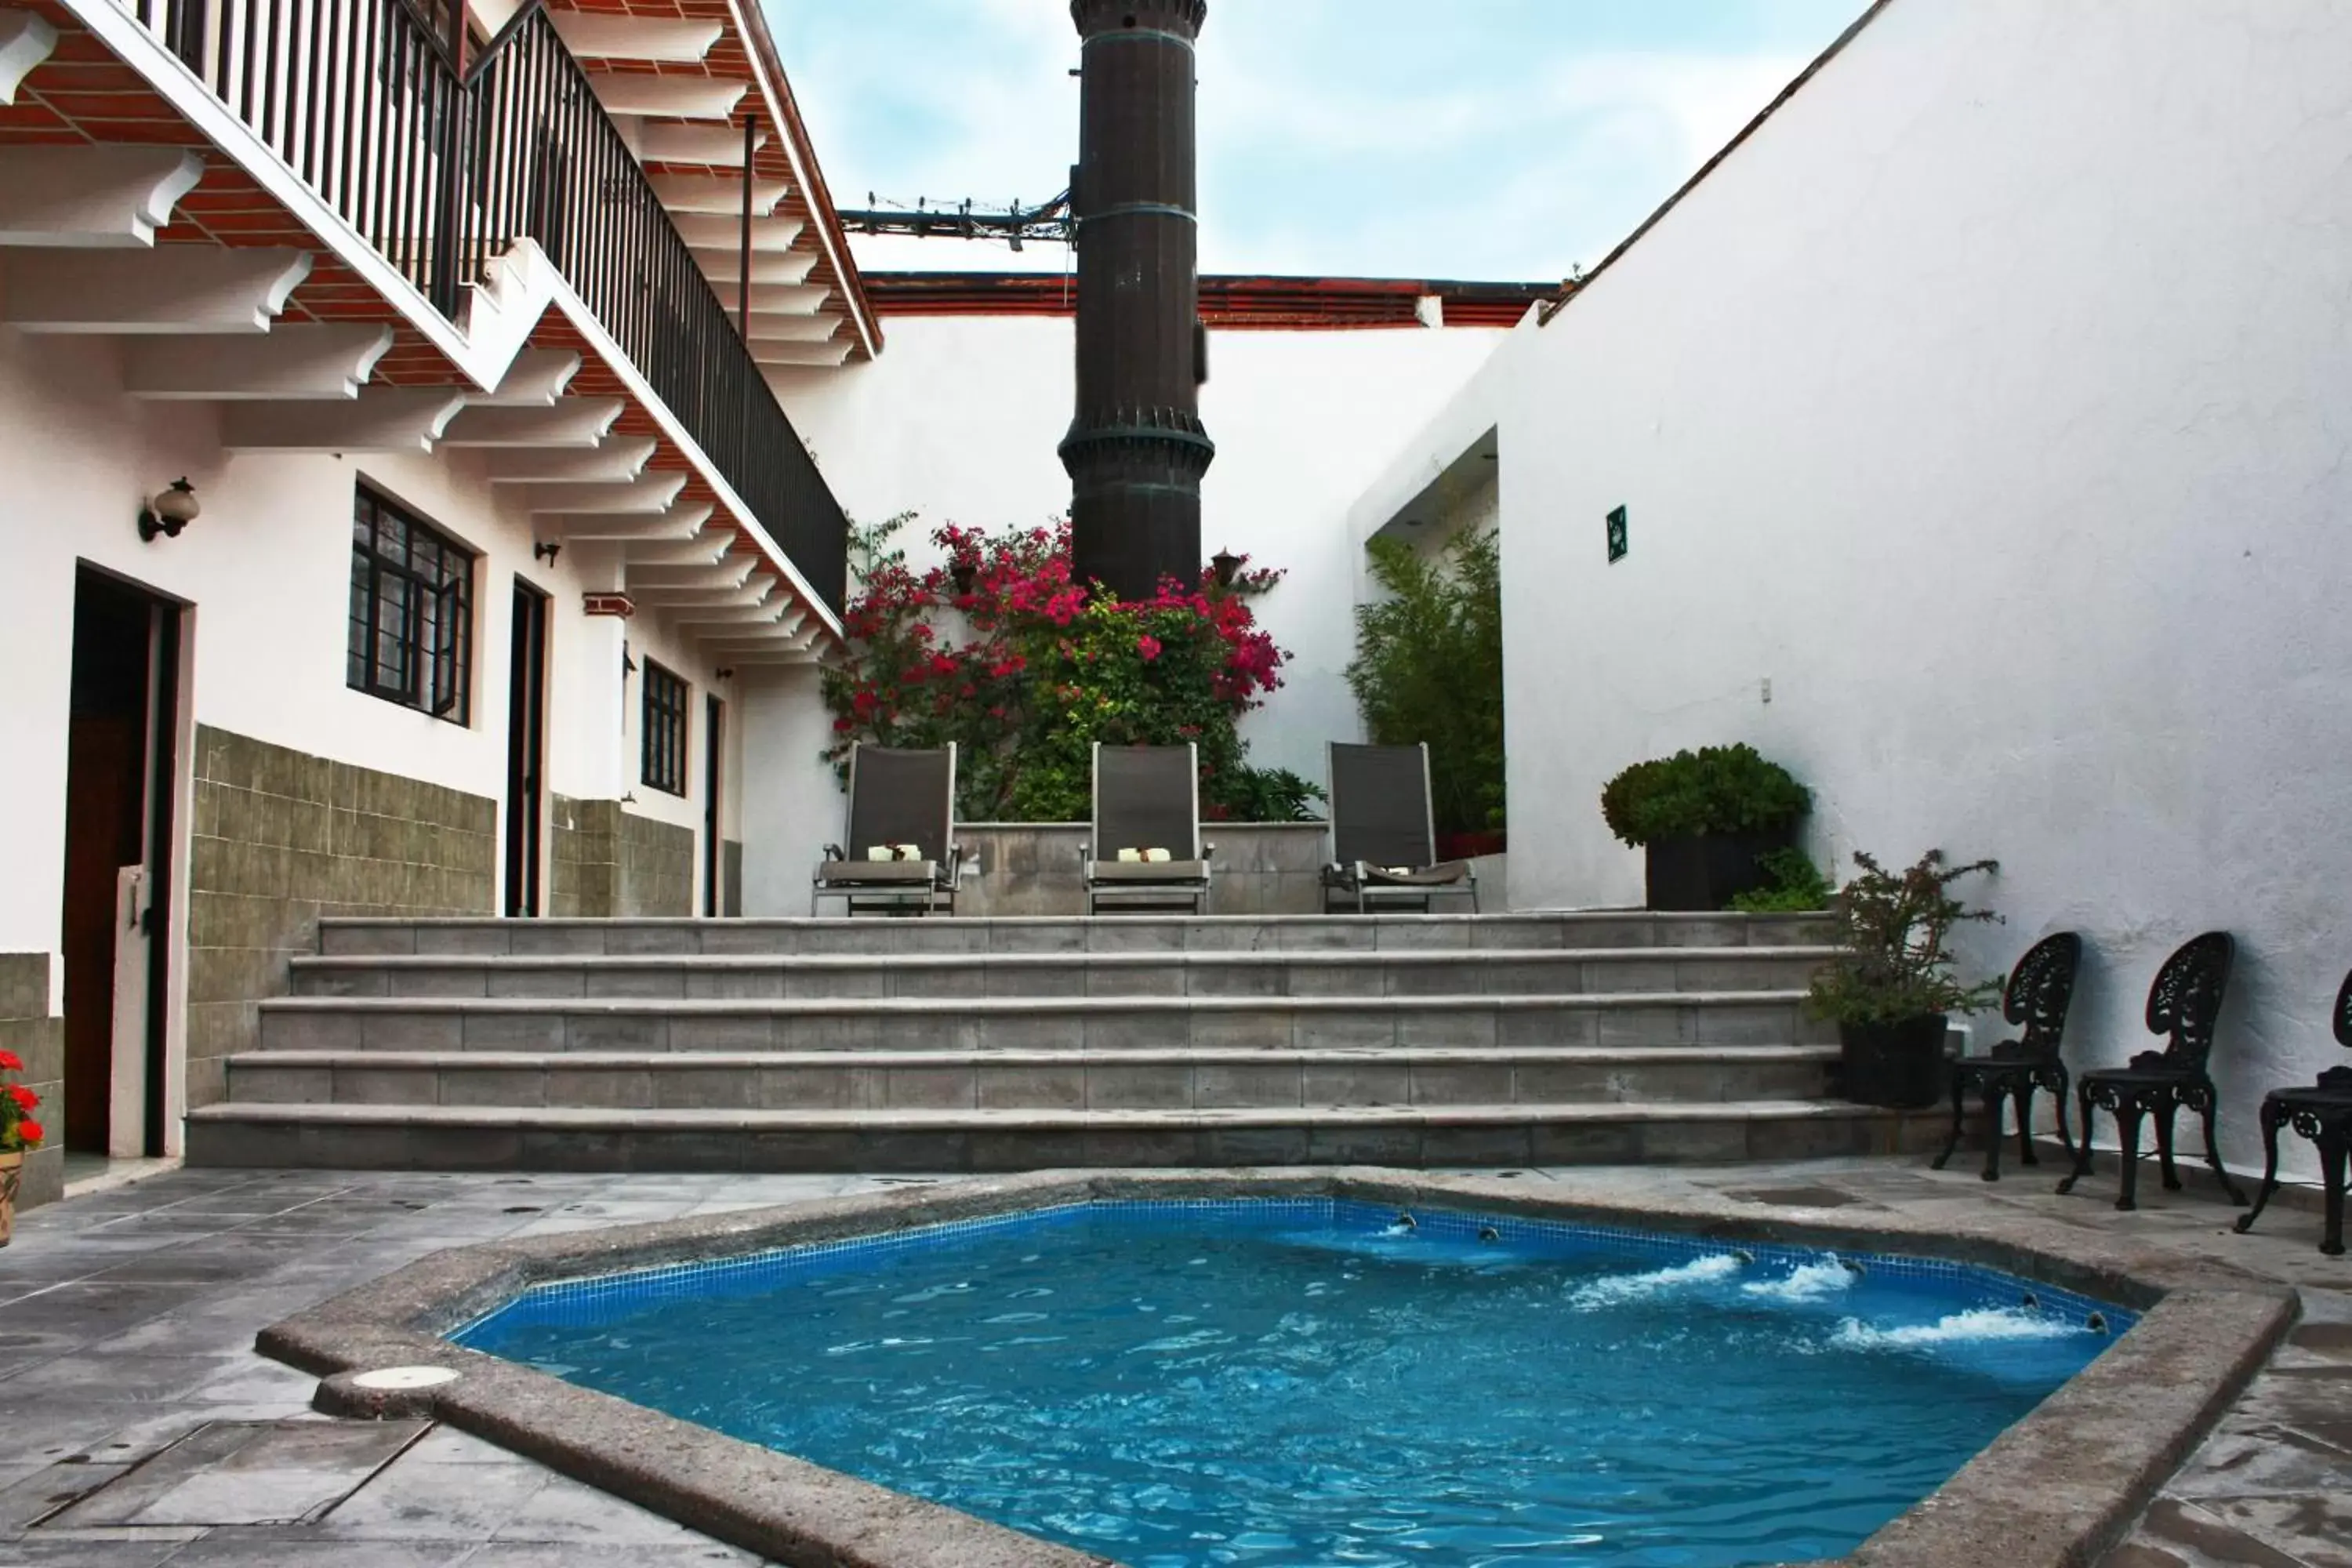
[641,659,689,796]
[347,485,473,724]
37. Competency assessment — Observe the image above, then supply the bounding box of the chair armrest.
[822,843,846,862]
[1202,840,1217,861]
[1077,840,1093,864]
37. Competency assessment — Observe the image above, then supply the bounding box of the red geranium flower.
[0,1051,20,1073]
[4,1085,36,1112]
[15,1120,42,1148]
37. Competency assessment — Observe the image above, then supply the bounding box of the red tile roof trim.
[861,272,1562,331]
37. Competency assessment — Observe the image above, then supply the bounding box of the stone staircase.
[184,912,1940,1171]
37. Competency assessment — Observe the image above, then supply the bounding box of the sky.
[763,0,1871,282]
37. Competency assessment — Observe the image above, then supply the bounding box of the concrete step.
[253,993,1835,1054]
[317,912,1835,959]
[183,1098,1944,1172]
[223,1044,1837,1111]
[285,946,1835,1002]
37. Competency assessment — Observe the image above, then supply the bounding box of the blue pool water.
[457,1200,2129,1568]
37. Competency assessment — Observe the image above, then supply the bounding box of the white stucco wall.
[771,314,1509,787]
[0,328,746,960]
[1440,0,2352,1174]
[737,663,840,917]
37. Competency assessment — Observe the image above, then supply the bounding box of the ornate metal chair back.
[2002,931,2082,1059]
[2144,931,2234,1070]
[2333,967,2352,1051]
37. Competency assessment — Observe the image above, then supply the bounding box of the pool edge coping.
[255,1167,2299,1568]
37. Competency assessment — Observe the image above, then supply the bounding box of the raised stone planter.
[953,822,1329,916]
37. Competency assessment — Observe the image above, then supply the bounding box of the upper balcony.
[2,0,868,621]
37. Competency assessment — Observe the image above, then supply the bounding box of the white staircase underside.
[0,9,58,107]
[523,473,690,516]
[536,501,715,541]
[0,246,311,332]
[621,534,734,568]
[589,73,744,120]
[218,387,469,453]
[551,14,721,62]
[637,122,768,165]
[120,324,396,400]
[649,172,789,216]
[482,436,659,484]
[672,213,804,252]
[753,338,854,369]
[438,397,626,448]
[0,145,205,247]
[694,248,819,287]
[473,349,584,405]
[626,558,757,593]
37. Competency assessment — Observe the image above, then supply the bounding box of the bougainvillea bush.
[822,517,1321,822]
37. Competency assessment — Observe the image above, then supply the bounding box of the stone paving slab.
[0,1159,2339,1566]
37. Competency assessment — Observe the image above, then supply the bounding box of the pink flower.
[1136,635,1162,662]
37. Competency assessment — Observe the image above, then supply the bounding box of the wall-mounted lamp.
[137,478,200,542]
[1210,548,1243,588]
[533,539,562,567]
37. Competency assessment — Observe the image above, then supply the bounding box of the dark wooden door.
[702,694,724,916]
[505,579,548,916]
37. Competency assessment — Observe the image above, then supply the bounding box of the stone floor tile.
[489,1475,716,1544]
[458,1542,767,1566]
[318,1459,551,1541]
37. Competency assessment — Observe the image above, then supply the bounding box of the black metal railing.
[122,0,849,613]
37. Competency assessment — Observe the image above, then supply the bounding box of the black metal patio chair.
[1080,743,1213,915]
[1320,742,1479,914]
[2234,966,2352,1256]
[811,744,965,916]
[1933,931,2082,1182]
[2056,931,2249,1211]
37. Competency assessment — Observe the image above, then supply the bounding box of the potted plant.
[1806,849,2002,1108]
[1600,744,1811,910]
[0,1048,42,1245]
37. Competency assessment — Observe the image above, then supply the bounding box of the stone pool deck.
[0,1157,2340,1567]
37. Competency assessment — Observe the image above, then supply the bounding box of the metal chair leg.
[2015,1082,2040,1167]
[2198,1091,2249,1206]
[2050,1068,2078,1163]
[2155,1098,2184,1192]
[1933,1068,1968,1171]
[1980,1080,2006,1182]
[2057,1083,2098,1195]
[2114,1096,2147,1212]
[2234,1099,2286,1237]
[2318,1127,2348,1257]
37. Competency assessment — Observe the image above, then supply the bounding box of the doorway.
[61,568,179,1159]
[702,692,724,916]
[504,579,549,917]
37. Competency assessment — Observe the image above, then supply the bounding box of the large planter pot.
[1642,829,1791,911]
[0,1151,19,1246]
[1837,1014,1949,1109]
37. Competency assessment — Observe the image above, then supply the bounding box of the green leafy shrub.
[1728,848,1834,913]
[1344,529,1504,837]
[1805,849,2004,1025]
[1599,744,1810,848]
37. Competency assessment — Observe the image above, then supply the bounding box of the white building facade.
[1358,0,2352,1178]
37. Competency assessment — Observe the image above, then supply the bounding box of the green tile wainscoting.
[0,954,68,1210]
[186,726,496,1107]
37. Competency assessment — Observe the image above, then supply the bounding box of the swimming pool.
[456,1198,2130,1568]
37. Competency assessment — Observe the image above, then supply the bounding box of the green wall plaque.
[1606,505,1628,564]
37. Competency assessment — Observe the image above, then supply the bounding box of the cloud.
[764,0,1863,281]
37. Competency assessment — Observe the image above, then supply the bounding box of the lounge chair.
[1080,743,1213,915]
[2056,931,2249,1211]
[1320,742,1479,914]
[1932,932,2082,1181]
[811,744,964,916]
[2234,967,2352,1256]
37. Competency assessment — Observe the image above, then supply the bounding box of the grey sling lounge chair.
[811,744,965,916]
[1321,742,1479,913]
[1080,742,1214,915]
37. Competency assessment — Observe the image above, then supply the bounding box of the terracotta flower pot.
[0,1151,20,1247]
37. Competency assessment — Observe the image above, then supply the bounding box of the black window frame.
[347,484,474,724]
[641,659,689,797]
